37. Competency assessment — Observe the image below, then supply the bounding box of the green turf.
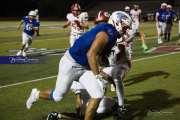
[0,21,180,120]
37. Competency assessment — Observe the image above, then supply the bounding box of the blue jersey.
[22,16,38,36]
[157,9,167,22]
[166,10,176,24]
[69,23,119,68]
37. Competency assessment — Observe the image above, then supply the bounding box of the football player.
[164,5,177,41]
[63,3,89,46]
[46,81,117,120]
[46,42,130,120]
[130,4,148,52]
[34,9,40,36]
[156,3,167,44]
[94,10,110,25]
[16,10,38,57]
[26,11,132,120]
[124,5,148,52]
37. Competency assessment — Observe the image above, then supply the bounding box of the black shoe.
[46,112,61,120]
[113,106,126,120]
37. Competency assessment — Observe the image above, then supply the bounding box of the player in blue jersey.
[34,9,40,36]
[26,11,132,120]
[165,5,177,41]
[156,3,168,44]
[16,10,38,57]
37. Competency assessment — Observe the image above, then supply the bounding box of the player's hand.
[17,26,20,31]
[99,70,114,84]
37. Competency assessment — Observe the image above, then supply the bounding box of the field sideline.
[0,21,180,120]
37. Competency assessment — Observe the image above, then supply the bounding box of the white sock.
[114,79,124,106]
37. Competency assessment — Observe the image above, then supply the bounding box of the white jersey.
[130,9,141,22]
[130,9,141,31]
[66,12,88,46]
[66,12,88,35]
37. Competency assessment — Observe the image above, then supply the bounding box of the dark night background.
[0,0,96,19]
[0,0,177,19]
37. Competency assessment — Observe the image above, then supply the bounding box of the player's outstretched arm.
[17,20,23,30]
[62,21,71,28]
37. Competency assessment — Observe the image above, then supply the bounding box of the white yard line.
[0,76,57,89]
[0,51,180,89]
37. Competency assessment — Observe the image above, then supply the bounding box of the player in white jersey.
[63,3,89,46]
[128,5,148,52]
[130,5,141,31]
[46,81,117,120]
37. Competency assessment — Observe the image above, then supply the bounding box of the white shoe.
[158,39,163,44]
[26,88,39,109]
[22,51,27,57]
[16,50,22,56]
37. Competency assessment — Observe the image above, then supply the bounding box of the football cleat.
[22,51,27,57]
[113,105,126,120]
[142,43,148,51]
[26,88,39,109]
[16,50,22,56]
[158,39,163,44]
[46,112,61,120]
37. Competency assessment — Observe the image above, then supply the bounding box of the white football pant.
[52,51,86,102]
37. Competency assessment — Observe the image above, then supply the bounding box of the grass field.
[0,21,180,120]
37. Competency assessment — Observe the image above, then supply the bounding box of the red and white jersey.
[130,9,141,22]
[66,12,88,35]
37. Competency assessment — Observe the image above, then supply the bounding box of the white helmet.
[28,10,36,16]
[34,9,39,14]
[167,5,172,9]
[125,6,130,12]
[108,11,132,33]
[161,3,167,8]
[35,9,38,12]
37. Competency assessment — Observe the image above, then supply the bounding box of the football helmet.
[28,10,36,16]
[71,3,81,11]
[94,10,110,24]
[167,5,172,9]
[71,3,81,16]
[124,6,130,12]
[108,11,132,33]
[161,3,167,8]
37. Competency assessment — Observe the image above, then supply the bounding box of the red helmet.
[94,10,110,24]
[71,3,81,11]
